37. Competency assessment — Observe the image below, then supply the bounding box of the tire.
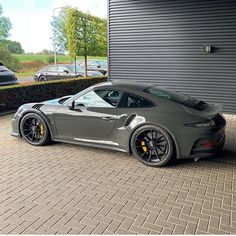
[20,113,51,146]
[38,76,48,82]
[131,125,174,167]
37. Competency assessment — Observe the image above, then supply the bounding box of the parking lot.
[17,77,34,84]
[0,113,235,234]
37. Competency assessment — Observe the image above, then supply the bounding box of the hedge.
[0,77,107,112]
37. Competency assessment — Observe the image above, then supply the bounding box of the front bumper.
[0,80,18,86]
[34,75,39,82]
[11,112,21,138]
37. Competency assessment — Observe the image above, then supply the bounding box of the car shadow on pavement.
[168,149,236,168]
[212,149,236,164]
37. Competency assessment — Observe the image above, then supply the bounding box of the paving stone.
[0,114,235,234]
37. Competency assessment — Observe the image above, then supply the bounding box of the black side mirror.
[68,101,75,110]
[64,70,69,74]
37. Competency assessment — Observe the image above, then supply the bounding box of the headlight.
[185,119,216,128]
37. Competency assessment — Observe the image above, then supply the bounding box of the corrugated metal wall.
[108,0,236,113]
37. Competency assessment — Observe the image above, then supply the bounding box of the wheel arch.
[38,75,47,82]
[128,122,181,159]
[18,110,53,139]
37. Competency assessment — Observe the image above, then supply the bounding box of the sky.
[0,0,107,53]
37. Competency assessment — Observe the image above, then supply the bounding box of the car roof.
[48,64,72,67]
[45,64,82,69]
[95,80,153,91]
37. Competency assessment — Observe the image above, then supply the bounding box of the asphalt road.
[17,76,35,84]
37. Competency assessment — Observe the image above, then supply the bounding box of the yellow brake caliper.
[39,124,44,137]
[141,140,148,153]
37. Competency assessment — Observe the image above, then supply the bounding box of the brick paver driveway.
[0,114,235,234]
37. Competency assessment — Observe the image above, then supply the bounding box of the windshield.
[144,86,208,111]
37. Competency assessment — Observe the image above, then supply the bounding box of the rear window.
[144,86,208,111]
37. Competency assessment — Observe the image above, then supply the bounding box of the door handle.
[102,116,114,121]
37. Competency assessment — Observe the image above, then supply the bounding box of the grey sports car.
[11,81,226,167]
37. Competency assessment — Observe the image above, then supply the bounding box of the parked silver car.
[34,64,103,82]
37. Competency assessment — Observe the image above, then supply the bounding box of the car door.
[54,89,123,142]
[57,66,73,79]
[45,66,59,80]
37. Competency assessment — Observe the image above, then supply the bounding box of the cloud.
[8,8,53,52]
[6,0,107,52]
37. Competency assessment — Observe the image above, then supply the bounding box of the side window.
[74,90,123,108]
[48,66,57,72]
[119,93,155,108]
[58,66,67,73]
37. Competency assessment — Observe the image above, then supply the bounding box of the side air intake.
[124,114,136,127]
[32,104,43,110]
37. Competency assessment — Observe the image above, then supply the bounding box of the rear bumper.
[180,129,225,159]
[190,132,225,157]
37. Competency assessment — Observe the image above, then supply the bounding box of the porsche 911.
[11,81,226,167]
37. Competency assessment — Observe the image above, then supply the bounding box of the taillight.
[185,119,216,128]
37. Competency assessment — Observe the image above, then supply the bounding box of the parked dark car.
[11,81,226,167]
[76,60,108,75]
[34,64,103,82]
[0,64,18,86]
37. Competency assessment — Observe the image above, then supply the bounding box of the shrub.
[0,47,21,71]
[47,56,54,64]
[0,77,107,112]
[19,59,47,73]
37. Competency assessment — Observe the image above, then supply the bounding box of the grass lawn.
[13,54,107,63]
[14,54,107,78]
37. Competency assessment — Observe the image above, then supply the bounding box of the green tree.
[0,39,24,54]
[66,8,107,77]
[0,47,21,71]
[51,8,68,54]
[38,49,54,55]
[0,4,12,40]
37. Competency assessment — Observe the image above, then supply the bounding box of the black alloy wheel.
[38,76,47,82]
[131,125,174,167]
[20,113,50,146]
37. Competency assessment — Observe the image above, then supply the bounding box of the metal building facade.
[108,0,236,113]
